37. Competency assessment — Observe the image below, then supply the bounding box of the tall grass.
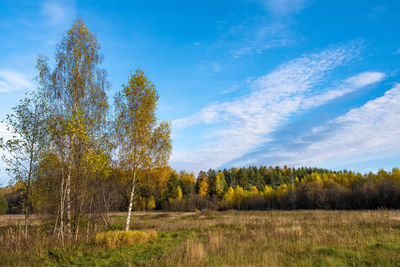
[0,210,399,266]
[94,230,158,249]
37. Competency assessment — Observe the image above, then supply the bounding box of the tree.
[215,171,227,198]
[198,177,210,198]
[0,93,48,235]
[234,186,245,210]
[114,69,172,231]
[196,171,207,193]
[249,186,259,196]
[166,172,180,200]
[223,186,234,203]
[37,19,109,241]
[176,186,183,200]
[180,171,196,195]
[147,196,156,210]
[238,168,249,189]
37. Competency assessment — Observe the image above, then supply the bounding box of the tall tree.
[36,19,109,241]
[179,171,196,195]
[0,93,49,235]
[215,171,227,198]
[114,69,171,231]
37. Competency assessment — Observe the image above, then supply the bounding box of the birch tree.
[114,69,171,231]
[36,19,109,241]
[0,93,49,235]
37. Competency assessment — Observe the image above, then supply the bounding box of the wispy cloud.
[231,22,295,58]
[368,6,386,21]
[230,0,311,57]
[260,83,400,168]
[301,71,385,109]
[0,69,33,93]
[171,43,383,172]
[262,0,309,16]
[221,76,256,95]
[41,0,77,26]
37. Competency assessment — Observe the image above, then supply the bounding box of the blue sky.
[0,0,400,184]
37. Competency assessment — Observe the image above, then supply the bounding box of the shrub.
[94,230,158,249]
[0,196,8,214]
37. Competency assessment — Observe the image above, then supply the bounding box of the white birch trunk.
[125,172,136,231]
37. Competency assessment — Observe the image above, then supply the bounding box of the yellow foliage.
[234,186,245,200]
[12,181,26,193]
[249,186,259,196]
[199,178,209,198]
[147,196,156,210]
[215,172,226,197]
[176,185,183,200]
[277,184,288,199]
[223,186,234,203]
[263,185,275,198]
[95,230,158,249]
[180,171,196,184]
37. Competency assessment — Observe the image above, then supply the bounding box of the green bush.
[0,196,8,214]
[95,230,158,249]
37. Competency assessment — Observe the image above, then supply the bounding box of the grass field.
[1,210,400,266]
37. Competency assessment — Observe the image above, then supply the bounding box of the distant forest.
[2,165,400,216]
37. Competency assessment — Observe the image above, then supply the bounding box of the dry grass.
[94,229,158,249]
[132,210,400,266]
[0,214,43,226]
[0,210,399,266]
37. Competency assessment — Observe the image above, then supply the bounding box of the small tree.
[215,171,227,198]
[114,69,171,231]
[0,93,48,235]
[198,177,210,198]
[176,186,183,200]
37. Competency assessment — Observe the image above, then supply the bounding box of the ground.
[1,210,400,266]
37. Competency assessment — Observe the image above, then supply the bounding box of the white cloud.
[0,69,33,93]
[302,71,385,109]
[171,43,382,172]
[344,71,385,87]
[280,83,400,167]
[41,0,77,26]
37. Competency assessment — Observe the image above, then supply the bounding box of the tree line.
[2,165,400,215]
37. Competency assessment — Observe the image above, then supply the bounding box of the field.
[1,210,400,266]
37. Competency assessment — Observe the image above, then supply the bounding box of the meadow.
[1,210,400,266]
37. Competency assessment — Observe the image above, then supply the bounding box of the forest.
[0,19,400,266]
[2,165,400,218]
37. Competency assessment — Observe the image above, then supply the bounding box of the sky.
[0,0,400,184]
